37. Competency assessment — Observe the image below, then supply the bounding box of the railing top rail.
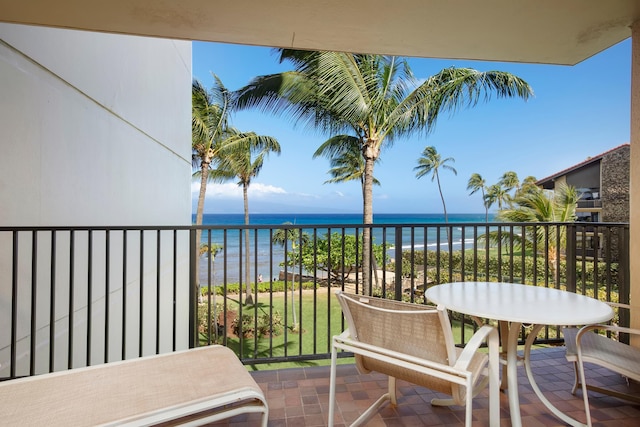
[0,221,629,232]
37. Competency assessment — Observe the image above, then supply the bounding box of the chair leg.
[488,327,500,427]
[465,378,473,427]
[576,357,593,427]
[499,321,510,391]
[571,361,580,395]
[328,342,338,427]
[430,397,456,406]
[350,393,391,427]
[388,376,397,406]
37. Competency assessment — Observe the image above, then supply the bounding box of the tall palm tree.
[499,171,520,203]
[485,183,510,211]
[313,137,384,285]
[313,136,380,199]
[415,146,457,222]
[517,175,539,197]
[467,173,489,221]
[272,223,310,331]
[192,77,231,248]
[199,242,223,340]
[235,50,533,294]
[217,136,281,305]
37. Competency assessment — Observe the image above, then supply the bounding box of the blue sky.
[191,39,631,215]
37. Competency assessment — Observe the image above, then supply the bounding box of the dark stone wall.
[601,145,630,222]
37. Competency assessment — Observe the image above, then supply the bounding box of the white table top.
[425,281,613,325]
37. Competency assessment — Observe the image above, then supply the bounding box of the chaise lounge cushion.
[0,345,267,426]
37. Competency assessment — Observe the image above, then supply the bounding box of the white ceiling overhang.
[1,0,639,65]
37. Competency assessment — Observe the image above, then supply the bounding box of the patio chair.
[328,291,499,427]
[563,303,640,427]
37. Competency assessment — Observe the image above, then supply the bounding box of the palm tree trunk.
[482,188,488,222]
[362,151,376,296]
[195,161,210,291]
[243,185,253,305]
[436,172,448,223]
[436,172,453,251]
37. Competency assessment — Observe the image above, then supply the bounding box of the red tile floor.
[214,347,640,426]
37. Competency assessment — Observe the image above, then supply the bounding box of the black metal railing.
[0,221,629,379]
[576,199,603,209]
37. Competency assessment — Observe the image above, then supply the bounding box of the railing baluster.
[68,230,74,370]
[172,230,177,351]
[11,231,18,378]
[156,230,161,354]
[122,230,127,360]
[49,230,57,373]
[138,230,144,357]
[105,230,110,362]
[30,231,37,375]
[86,230,92,367]
[394,226,402,300]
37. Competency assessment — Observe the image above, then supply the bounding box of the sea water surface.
[195,213,494,285]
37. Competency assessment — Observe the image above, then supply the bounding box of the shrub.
[232,310,284,338]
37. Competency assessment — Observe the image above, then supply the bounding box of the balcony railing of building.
[0,221,629,380]
[576,199,603,209]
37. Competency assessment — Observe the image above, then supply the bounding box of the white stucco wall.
[631,21,639,344]
[0,23,192,376]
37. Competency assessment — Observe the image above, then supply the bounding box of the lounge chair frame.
[0,345,268,426]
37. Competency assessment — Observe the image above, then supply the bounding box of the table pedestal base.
[501,322,586,427]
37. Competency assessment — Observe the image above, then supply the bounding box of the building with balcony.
[1,2,640,425]
[536,144,630,223]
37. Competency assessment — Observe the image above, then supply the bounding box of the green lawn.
[199,288,478,371]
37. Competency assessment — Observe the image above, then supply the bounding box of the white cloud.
[192,182,287,199]
[249,183,288,197]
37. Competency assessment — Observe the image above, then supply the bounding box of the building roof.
[1,1,639,66]
[535,143,630,187]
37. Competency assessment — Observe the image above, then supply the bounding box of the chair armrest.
[606,302,639,311]
[454,325,498,371]
[333,333,473,380]
[577,323,640,341]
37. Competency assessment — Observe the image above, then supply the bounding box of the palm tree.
[467,173,489,221]
[517,175,539,197]
[199,242,223,340]
[217,136,281,305]
[272,223,310,331]
[493,183,578,281]
[235,50,533,294]
[485,183,510,211]
[499,171,520,204]
[313,136,381,200]
[192,77,231,249]
[313,137,385,286]
[415,146,457,222]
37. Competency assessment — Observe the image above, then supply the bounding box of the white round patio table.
[425,281,613,427]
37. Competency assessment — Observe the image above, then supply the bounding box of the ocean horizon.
[197,212,494,225]
[195,212,496,285]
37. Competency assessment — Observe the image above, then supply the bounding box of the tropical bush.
[392,249,619,290]
[232,310,284,338]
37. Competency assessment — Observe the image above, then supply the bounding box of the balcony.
[224,347,640,426]
[0,221,633,424]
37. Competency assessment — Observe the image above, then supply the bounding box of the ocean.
[195,213,494,285]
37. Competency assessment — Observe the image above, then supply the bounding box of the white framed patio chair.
[328,291,500,427]
[563,303,640,427]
